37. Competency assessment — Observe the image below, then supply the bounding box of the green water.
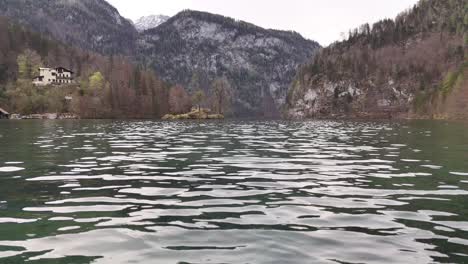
[0,120,467,263]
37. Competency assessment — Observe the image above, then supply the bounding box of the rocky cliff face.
[137,10,320,117]
[286,0,467,120]
[0,0,138,55]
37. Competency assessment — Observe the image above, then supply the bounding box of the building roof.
[0,107,9,115]
[55,67,74,74]
[38,67,74,74]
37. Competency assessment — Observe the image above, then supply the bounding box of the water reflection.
[0,120,467,263]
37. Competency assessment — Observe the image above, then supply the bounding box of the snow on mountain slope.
[134,15,170,32]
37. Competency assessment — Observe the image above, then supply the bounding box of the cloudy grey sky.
[106,0,419,46]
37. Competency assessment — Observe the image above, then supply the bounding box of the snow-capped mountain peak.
[134,15,170,32]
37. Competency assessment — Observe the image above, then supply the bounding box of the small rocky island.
[162,108,224,120]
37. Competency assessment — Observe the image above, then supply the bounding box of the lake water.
[0,120,468,264]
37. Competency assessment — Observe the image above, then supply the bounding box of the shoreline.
[3,112,467,123]
[8,113,79,120]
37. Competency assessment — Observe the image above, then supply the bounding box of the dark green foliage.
[440,62,467,97]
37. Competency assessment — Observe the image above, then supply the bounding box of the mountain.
[0,1,321,117]
[137,10,320,117]
[286,0,467,120]
[0,0,138,55]
[134,15,170,32]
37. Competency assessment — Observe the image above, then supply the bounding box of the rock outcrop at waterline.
[162,109,224,120]
[286,0,467,120]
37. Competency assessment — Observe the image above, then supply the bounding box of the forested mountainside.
[0,17,171,118]
[286,0,468,120]
[0,0,137,56]
[137,10,320,117]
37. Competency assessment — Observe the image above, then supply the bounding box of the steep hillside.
[0,0,138,55]
[137,10,320,117]
[0,17,170,118]
[286,0,467,120]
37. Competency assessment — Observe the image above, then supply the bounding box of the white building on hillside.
[33,67,74,86]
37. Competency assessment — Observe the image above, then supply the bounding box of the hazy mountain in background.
[134,15,170,32]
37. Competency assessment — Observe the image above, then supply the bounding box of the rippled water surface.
[1,120,468,264]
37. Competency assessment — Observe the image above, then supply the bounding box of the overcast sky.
[106,0,419,46]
